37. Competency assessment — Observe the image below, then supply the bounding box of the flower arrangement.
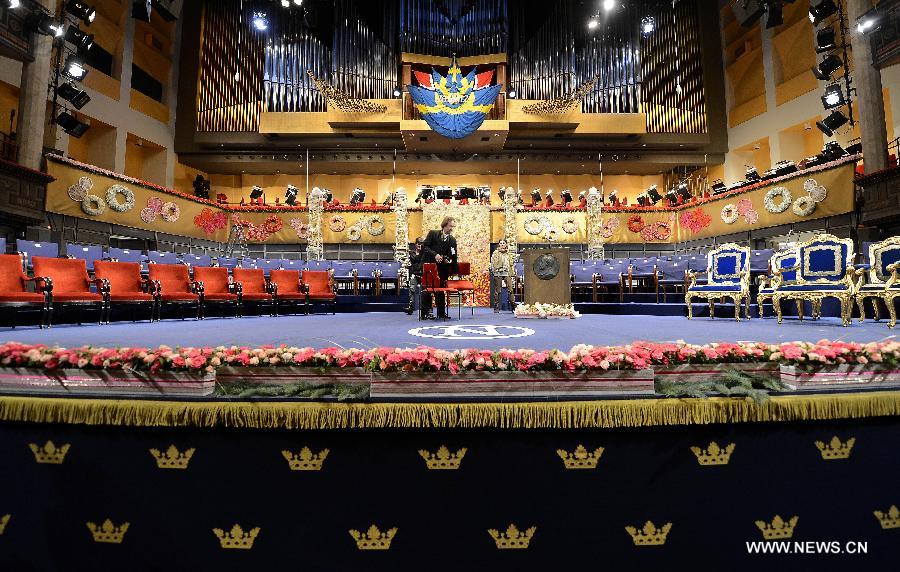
[329,214,346,232]
[290,218,310,239]
[680,208,712,233]
[514,303,581,319]
[764,187,791,213]
[81,194,106,216]
[596,217,619,239]
[626,215,645,233]
[791,195,817,217]
[3,340,896,375]
[232,214,284,242]
[720,204,739,224]
[68,176,92,201]
[160,202,180,223]
[106,185,135,213]
[194,208,229,235]
[562,218,578,234]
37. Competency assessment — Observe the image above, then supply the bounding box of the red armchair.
[193,266,240,318]
[269,269,308,315]
[148,263,201,320]
[0,254,48,328]
[446,261,476,316]
[94,260,156,323]
[32,256,106,327]
[301,270,336,314]
[232,268,275,316]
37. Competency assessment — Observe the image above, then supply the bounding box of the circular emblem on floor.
[408,324,536,340]
[532,254,560,280]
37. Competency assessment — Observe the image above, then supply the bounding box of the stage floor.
[0,309,895,350]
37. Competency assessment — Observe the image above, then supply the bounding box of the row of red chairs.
[0,255,336,327]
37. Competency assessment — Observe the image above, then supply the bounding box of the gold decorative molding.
[874,505,900,529]
[149,445,195,470]
[0,514,9,536]
[556,445,604,470]
[521,75,600,115]
[625,521,672,546]
[282,447,329,471]
[308,70,387,114]
[488,524,536,549]
[690,442,735,466]
[29,441,70,464]
[755,515,798,540]
[349,525,397,550]
[815,436,855,460]
[418,446,466,470]
[86,519,129,544]
[213,524,260,549]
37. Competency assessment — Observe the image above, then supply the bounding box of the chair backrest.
[769,249,798,284]
[106,247,146,265]
[270,269,302,294]
[378,261,399,279]
[0,254,28,293]
[421,263,442,289]
[194,266,231,293]
[94,261,144,293]
[600,259,628,280]
[65,243,104,271]
[17,240,59,269]
[750,249,774,273]
[307,259,333,272]
[32,256,91,293]
[866,236,900,285]
[0,237,5,254]
[796,234,853,285]
[232,268,267,293]
[148,251,180,265]
[656,257,683,280]
[216,256,239,269]
[183,253,213,268]
[149,263,192,294]
[354,261,377,279]
[250,259,283,276]
[282,259,304,271]
[513,261,524,277]
[301,270,332,294]
[687,254,707,273]
[706,244,750,286]
[331,261,355,279]
[571,261,600,282]
[455,262,471,276]
[630,257,657,275]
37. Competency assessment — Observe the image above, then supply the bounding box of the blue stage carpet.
[0,309,895,350]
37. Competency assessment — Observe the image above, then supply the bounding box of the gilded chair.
[685,243,750,321]
[771,234,855,326]
[756,249,798,318]
[854,236,900,328]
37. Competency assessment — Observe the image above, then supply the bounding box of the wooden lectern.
[522,248,571,305]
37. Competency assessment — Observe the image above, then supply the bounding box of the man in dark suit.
[421,217,458,319]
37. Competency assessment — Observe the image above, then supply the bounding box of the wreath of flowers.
[561,218,578,234]
[597,217,620,239]
[68,176,93,202]
[160,202,181,223]
[262,215,284,235]
[764,187,791,213]
[807,182,827,203]
[720,204,739,224]
[743,209,759,224]
[329,214,346,232]
[81,194,106,216]
[367,215,385,236]
[791,195,817,217]
[545,228,559,241]
[626,215,645,233]
[140,208,157,223]
[347,225,362,241]
[194,208,229,235]
[524,214,545,235]
[680,208,712,233]
[290,218,310,239]
[737,198,753,216]
[105,185,135,212]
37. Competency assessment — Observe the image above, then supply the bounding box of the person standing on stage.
[490,239,514,312]
[422,217,458,320]
[406,237,424,316]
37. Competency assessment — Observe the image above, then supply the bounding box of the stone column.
[16,0,58,170]
[847,0,889,173]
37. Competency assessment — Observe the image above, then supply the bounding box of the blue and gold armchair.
[686,243,750,321]
[855,236,900,328]
[757,249,799,318]
[771,234,855,326]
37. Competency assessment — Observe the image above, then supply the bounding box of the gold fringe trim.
[1,393,899,430]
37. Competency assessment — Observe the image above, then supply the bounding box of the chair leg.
[733,296,740,321]
[795,300,804,321]
[775,296,784,324]
[708,299,715,319]
[686,295,693,319]
[888,296,898,329]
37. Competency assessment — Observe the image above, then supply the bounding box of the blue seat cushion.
[776,284,848,292]
[758,288,775,295]
[859,283,900,291]
[688,284,742,292]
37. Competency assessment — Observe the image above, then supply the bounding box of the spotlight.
[65,1,96,25]
[6,0,21,8]
[677,181,692,201]
[293,0,303,5]
[811,54,842,80]
[192,175,211,199]
[856,8,880,34]
[530,189,541,205]
[745,166,761,181]
[252,11,269,31]
[587,17,599,29]
[765,1,784,28]
[323,189,333,203]
[821,84,845,109]
[602,0,615,12]
[34,14,65,37]
[845,141,863,155]
[816,110,849,137]
[55,110,89,137]
[822,140,848,159]
[350,188,366,205]
[507,88,516,99]
[815,27,836,53]
[132,0,151,21]
[56,82,91,109]
[646,185,662,204]
[280,0,289,7]
[392,86,402,97]
[640,16,655,36]
[285,185,299,206]
[711,180,727,194]
[809,0,838,26]
[62,55,88,81]
[249,185,264,200]
[561,189,573,204]
[608,189,618,205]
[733,0,765,27]
[65,26,94,52]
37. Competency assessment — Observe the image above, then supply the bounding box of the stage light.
[587,17,599,29]
[602,0,615,12]
[530,189,541,204]
[55,110,89,138]
[6,0,21,9]
[392,86,402,97]
[280,0,290,7]
[323,189,333,203]
[252,11,269,31]
[34,13,65,37]
[821,84,844,109]
[65,26,94,52]
[507,88,516,99]
[608,189,618,204]
[815,27,836,53]
[65,1,96,25]
[822,141,848,159]
[809,0,837,26]
[193,175,211,199]
[711,180,727,194]
[350,188,366,205]
[57,82,91,109]
[62,55,88,81]
[857,8,880,34]
[249,186,264,200]
[561,189,573,204]
[745,166,761,182]
[845,141,863,155]
[293,0,303,5]
[132,0,151,21]
[677,181,692,201]
[811,54,842,80]
[285,185,299,206]
[765,2,784,28]
[646,185,662,204]
[816,110,849,137]
[640,16,655,36]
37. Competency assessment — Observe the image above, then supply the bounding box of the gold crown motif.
[419,446,467,470]
[755,515,798,539]
[556,445,604,469]
[815,436,855,460]
[874,505,900,529]
[149,445,195,469]
[282,447,329,471]
[690,442,735,466]
[349,525,397,550]
[488,524,536,549]
[0,514,9,535]
[86,519,130,544]
[29,441,70,464]
[625,521,672,546]
[213,524,260,549]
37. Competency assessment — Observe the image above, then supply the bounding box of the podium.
[522,248,571,305]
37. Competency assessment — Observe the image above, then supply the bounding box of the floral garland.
[194,208,229,235]
[524,214,545,235]
[804,178,828,203]
[720,204,739,224]
[106,184,135,213]
[764,187,791,213]
[329,214,346,232]
[81,194,106,216]
[514,303,581,319]
[68,176,93,201]
[367,215,385,236]
[290,218,310,239]
[680,208,712,233]
[626,215,645,233]
[561,218,578,234]
[160,202,181,223]
[596,216,620,239]
[791,195,817,217]
[262,214,284,234]
[232,214,284,242]
[640,215,675,241]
